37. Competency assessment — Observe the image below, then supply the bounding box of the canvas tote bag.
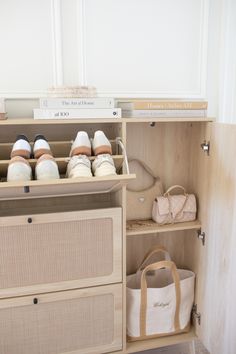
[127,246,195,341]
[127,159,163,220]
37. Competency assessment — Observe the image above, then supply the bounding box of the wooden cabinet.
[0,117,235,354]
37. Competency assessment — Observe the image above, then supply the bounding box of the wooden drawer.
[0,284,123,354]
[0,208,122,298]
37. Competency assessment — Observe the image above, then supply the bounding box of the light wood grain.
[126,219,201,236]
[0,174,136,200]
[186,123,236,354]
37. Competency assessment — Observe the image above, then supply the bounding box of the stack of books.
[0,98,6,120]
[118,100,208,118]
[34,97,121,119]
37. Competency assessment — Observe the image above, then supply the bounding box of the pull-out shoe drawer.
[0,284,123,354]
[0,208,122,298]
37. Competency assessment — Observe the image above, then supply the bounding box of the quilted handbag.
[152,185,197,224]
[127,245,195,340]
[127,159,163,220]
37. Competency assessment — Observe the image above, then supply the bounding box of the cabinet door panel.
[0,208,122,298]
[0,284,122,354]
[188,123,236,354]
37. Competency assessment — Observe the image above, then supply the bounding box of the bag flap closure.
[156,194,196,217]
[156,196,170,215]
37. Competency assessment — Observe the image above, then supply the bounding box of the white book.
[34,108,121,119]
[123,109,206,118]
[39,97,115,109]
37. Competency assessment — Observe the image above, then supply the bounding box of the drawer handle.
[33,298,38,305]
[27,218,32,224]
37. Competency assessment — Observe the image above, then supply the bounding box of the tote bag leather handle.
[137,245,171,272]
[140,260,181,337]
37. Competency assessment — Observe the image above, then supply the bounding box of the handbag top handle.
[140,260,181,337]
[127,158,161,192]
[137,245,171,272]
[164,185,187,197]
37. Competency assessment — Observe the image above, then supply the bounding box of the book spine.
[123,109,206,118]
[39,98,115,109]
[34,108,121,119]
[119,101,208,110]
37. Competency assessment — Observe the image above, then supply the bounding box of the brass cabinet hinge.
[192,304,201,325]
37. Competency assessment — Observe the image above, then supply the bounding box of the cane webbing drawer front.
[0,284,122,354]
[0,208,122,297]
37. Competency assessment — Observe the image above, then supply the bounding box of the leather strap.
[137,245,171,272]
[140,260,181,337]
[164,185,187,196]
[127,159,161,192]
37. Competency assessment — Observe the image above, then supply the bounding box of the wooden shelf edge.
[125,328,196,353]
[124,117,214,123]
[0,118,123,125]
[0,117,214,125]
[126,219,201,236]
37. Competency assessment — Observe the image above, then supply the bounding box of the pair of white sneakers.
[66,131,116,178]
[7,135,60,182]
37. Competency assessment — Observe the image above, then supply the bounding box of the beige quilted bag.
[152,185,197,224]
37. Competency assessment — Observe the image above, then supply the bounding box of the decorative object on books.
[47,86,97,98]
[33,108,121,119]
[126,245,195,340]
[127,159,163,220]
[152,185,197,224]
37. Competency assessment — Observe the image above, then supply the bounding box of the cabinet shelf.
[124,117,214,123]
[126,219,201,236]
[0,117,214,126]
[0,118,123,125]
[0,174,136,200]
[125,328,196,353]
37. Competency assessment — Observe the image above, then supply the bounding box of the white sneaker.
[92,154,116,177]
[7,156,32,182]
[35,154,60,180]
[92,131,112,156]
[66,155,92,178]
[70,131,91,157]
[33,135,52,159]
[11,135,31,159]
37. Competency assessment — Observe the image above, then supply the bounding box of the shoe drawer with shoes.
[0,120,135,200]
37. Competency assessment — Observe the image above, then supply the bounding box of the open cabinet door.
[187,122,236,354]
